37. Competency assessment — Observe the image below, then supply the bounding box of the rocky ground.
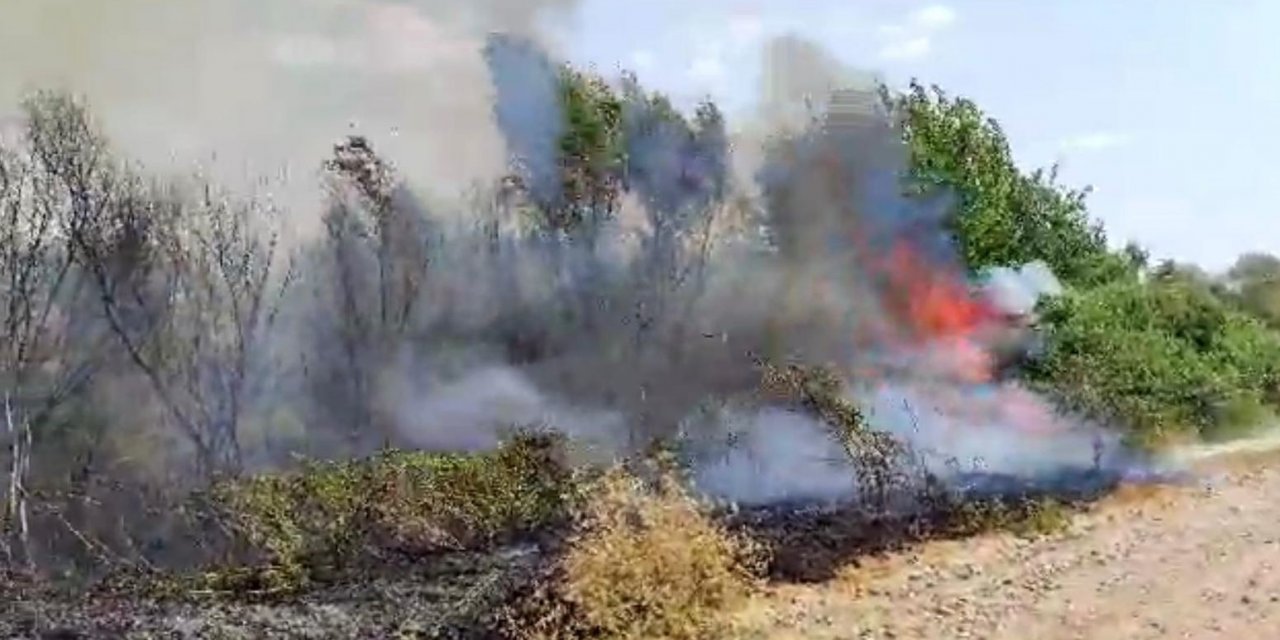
[732,447,1280,639]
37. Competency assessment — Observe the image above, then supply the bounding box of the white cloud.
[680,13,777,89]
[911,5,957,30]
[879,36,932,61]
[876,4,956,62]
[1060,131,1133,152]
[689,52,726,82]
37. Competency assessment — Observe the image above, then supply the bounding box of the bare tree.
[0,99,106,570]
[307,136,430,450]
[25,92,291,478]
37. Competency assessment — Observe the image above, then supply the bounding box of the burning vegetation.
[1,30,1279,640]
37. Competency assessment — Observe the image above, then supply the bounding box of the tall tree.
[886,81,1130,286]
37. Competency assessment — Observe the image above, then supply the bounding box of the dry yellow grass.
[511,466,766,640]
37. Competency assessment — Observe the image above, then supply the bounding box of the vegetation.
[892,79,1280,447]
[203,431,576,595]
[508,466,764,640]
[1,43,1279,639]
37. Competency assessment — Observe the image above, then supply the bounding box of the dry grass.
[509,464,766,640]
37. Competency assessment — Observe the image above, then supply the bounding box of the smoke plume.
[341,34,1139,508]
[0,0,583,235]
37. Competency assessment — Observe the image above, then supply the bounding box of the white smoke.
[979,260,1064,316]
[689,408,858,505]
[0,0,584,237]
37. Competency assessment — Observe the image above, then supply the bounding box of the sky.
[558,0,1280,271]
[1,0,1277,271]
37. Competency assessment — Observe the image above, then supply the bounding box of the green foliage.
[206,431,577,594]
[1027,279,1280,446]
[888,81,1131,287]
[545,68,626,234]
[1224,252,1280,328]
[887,79,1280,446]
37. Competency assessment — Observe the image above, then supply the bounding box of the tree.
[1028,278,1280,445]
[24,92,291,478]
[485,33,626,239]
[305,136,431,451]
[886,81,1131,287]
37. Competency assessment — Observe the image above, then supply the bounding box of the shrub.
[942,496,1072,539]
[1028,279,1280,447]
[512,465,764,640]
[757,361,911,506]
[206,430,577,594]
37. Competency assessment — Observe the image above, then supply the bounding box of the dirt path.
[734,451,1280,639]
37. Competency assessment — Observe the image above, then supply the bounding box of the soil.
[732,448,1280,639]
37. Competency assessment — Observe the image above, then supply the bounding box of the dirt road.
[735,450,1280,639]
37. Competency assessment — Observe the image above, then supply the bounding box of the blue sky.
[557,0,1280,271]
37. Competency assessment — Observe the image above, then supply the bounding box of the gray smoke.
[357,34,1131,508]
[0,0,583,238]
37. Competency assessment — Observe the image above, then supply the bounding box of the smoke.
[0,0,583,236]
[980,261,1065,316]
[483,34,567,210]
[336,33,1144,509]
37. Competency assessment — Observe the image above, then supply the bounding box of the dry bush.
[511,464,765,640]
[758,360,915,507]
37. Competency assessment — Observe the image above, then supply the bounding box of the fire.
[865,241,1003,384]
[886,243,999,340]
[811,143,1011,387]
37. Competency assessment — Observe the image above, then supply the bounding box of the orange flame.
[869,242,1001,383]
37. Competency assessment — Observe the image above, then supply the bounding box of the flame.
[865,241,1002,384]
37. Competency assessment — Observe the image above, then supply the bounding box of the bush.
[1027,279,1280,447]
[757,361,912,506]
[942,496,1072,539]
[511,465,764,640]
[206,430,577,594]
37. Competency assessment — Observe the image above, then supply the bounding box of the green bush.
[1027,279,1280,446]
[206,430,578,593]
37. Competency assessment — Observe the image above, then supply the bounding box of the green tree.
[886,81,1131,286]
[552,66,626,236]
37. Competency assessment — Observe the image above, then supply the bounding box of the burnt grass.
[0,460,1185,639]
[0,546,550,639]
[733,462,1185,584]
